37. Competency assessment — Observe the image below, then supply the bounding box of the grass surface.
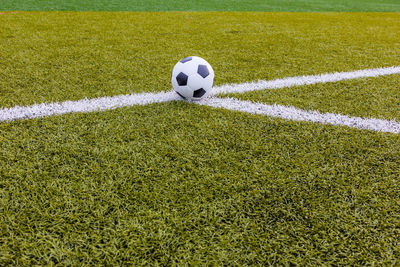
[0,12,399,108]
[1,102,400,265]
[228,74,400,121]
[1,10,400,265]
[1,0,400,11]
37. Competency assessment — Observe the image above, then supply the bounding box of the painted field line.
[0,91,181,122]
[198,97,400,134]
[0,65,399,123]
[211,66,400,95]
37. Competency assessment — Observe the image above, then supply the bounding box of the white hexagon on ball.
[171,56,214,101]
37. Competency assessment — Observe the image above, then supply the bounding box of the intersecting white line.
[0,91,181,122]
[209,66,400,95]
[1,66,400,133]
[211,66,400,95]
[197,98,400,134]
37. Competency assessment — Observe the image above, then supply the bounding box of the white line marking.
[198,97,400,134]
[0,91,181,122]
[0,65,399,133]
[212,66,400,95]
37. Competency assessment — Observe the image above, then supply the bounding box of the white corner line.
[0,65,399,127]
[197,97,400,134]
[211,65,400,95]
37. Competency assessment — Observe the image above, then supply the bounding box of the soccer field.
[1,2,400,265]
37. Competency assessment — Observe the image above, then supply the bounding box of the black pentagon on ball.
[176,72,188,86]
[193,88,206,98]
[180,57,192,63]
[197,65,209,78]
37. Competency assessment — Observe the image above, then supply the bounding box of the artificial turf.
[227,74,400,121]
[1,102,399,265]
[1,0,400,11]
[1,7,400,266]
[0,12,399,108]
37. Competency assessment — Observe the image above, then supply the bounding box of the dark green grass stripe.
[1,0,400,12]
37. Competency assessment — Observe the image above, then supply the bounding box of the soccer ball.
[171,56,214,101]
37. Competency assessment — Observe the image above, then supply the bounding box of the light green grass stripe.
[1,0,400,11]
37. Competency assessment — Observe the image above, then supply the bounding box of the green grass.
[1,102,400,265]
[1,0,400,11]
[227,74,400,121]
[1,10,400,265]
[0,12,399,108]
